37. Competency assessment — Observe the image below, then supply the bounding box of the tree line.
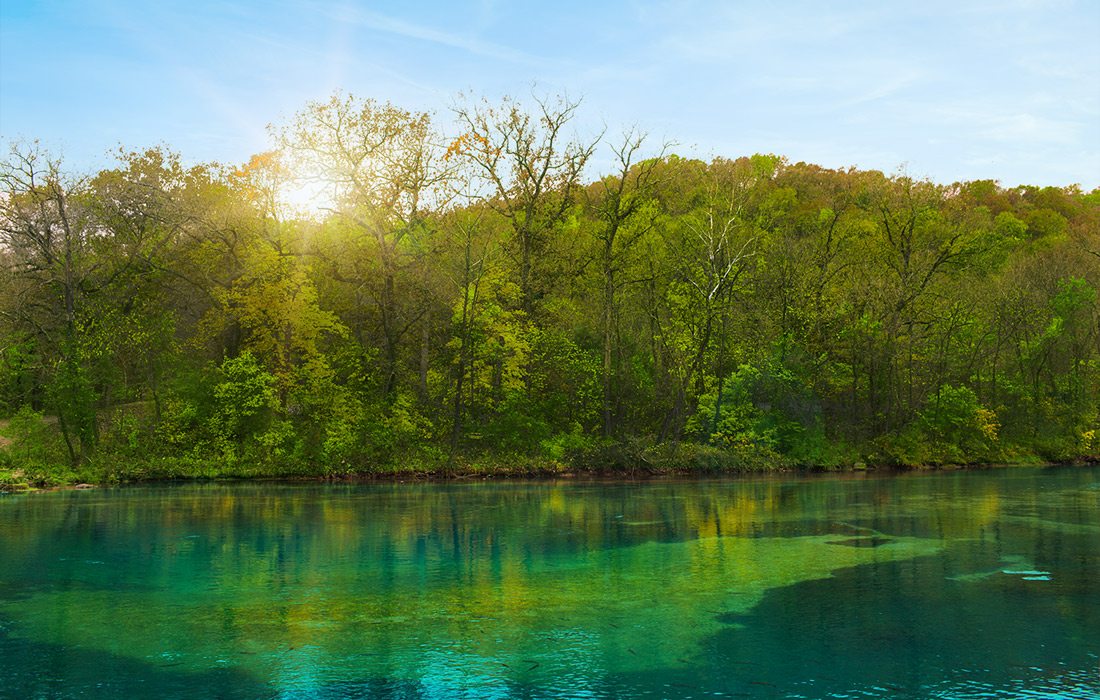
[1,92,1097,482]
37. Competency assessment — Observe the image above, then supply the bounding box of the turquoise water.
[1,466,1098,698]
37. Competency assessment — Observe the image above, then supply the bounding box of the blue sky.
[2,0,1098,187]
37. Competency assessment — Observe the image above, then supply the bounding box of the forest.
[1,93,1098,486]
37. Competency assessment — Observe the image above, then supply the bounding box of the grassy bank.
[0,439,791,490]
[2,412,1093,492]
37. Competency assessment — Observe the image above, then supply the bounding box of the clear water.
[1,466,1098,699]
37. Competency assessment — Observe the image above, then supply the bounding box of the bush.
[540,427,595,462]
[689,362,826,464]
[880,385,1001,465]
[5,406,68,465]
[211,352,277,441]
[564,436,791,473]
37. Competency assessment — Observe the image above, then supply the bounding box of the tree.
[859,172,987,427]
[586,129,667,437]
[451,92,599,317]
[277,93,451,396]
[667,157,762,435]
[0,144,99,463]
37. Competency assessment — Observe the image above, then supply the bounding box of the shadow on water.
[609,543,1100,698]
[1,619,547,700]
[1,620,269,699]
[2,609,567,700]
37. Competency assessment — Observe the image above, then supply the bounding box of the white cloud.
[308,1,556,69]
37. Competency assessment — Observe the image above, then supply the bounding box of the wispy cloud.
[650,1,880,63]
[308,1,556,69]
[838,70,924,108]
[931,103,1083,145]
[981,113,1083,144]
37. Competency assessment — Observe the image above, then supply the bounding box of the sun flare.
[276,178,336,221]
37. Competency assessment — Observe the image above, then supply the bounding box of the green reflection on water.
[1,466,1098,699]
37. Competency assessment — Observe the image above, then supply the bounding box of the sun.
[239,151,337,222]
[276,177,336,221]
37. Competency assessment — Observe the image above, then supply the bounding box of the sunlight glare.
[277,178,336,221]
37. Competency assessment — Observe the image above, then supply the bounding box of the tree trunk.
[419,305,431,402]
[602,250,615,438]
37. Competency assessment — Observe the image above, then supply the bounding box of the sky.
[1,0,1098,188]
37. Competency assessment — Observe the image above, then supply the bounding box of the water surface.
[2,466,1098,698]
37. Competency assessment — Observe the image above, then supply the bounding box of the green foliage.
[154,398,202,451]
[255,419,300,463]
[0,340,38,416]
[993,211,1027,243]
[46,353,98,458]
[540,428,594,462]
[1025,208,1068,240]
[689,361,826,465]
[910,385,1000,464]
[1,406,69,473]
[1050,277,1096,321]
[319,397,366,472]
[100,407,145,457]
[2,114,1098,483]
[212,352,277,443]
[527,330,601,435]
[480,394,553,453]
[564,436,790,473]
[369,392,435,461]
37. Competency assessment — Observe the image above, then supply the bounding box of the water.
[1,466,1098,699]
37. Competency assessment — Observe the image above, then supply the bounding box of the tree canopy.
[2,93,1098,484]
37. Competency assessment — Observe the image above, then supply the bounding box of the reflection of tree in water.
[1,467,1097,697]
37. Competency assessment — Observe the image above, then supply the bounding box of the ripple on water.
[1,468,1097,699]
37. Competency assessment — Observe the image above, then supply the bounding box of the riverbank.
[2,448,1092,493]
[3,414,1096,492]
[0,450,775,491]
